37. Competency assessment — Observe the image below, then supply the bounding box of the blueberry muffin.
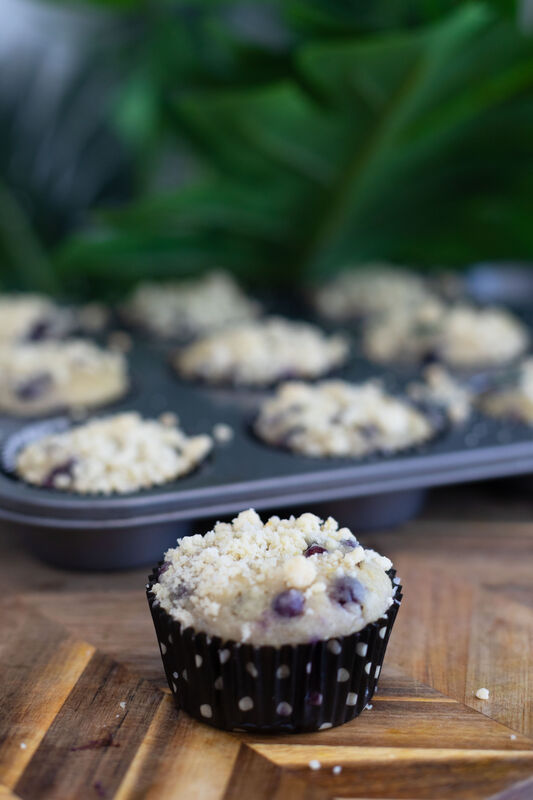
[476,358,533,424]
[364,303,528,369]
[122,271,260,339]
[313,264,435,321]
[174,317,349,387]
[254,380,435,457]
[148,509,402,732]
[0,339,128,416]
[0,294,73,343]
[16,412,212,494]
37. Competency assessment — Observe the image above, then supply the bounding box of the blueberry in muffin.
[0,294,73,343]
[0,339,128,416]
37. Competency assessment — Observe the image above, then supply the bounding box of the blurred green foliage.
[1,0,532,297]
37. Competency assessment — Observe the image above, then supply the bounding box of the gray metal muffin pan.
[1,331,533,570]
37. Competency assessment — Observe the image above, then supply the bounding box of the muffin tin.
[2,314,533,570]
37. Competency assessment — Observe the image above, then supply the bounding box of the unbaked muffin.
[363,303,528,369]
[313,264,435,321]
[0,294,73,343]
[122,271,260,339]
[476,358,533,424]
[174,317,349,387]
[254,380,436,457]
[16,412,212,494]
[147,509,402,732]
[0,339,128,416]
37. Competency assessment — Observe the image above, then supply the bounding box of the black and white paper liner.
[147,568,402,733]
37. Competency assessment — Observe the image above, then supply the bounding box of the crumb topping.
[174,317,349,387]
[313,265,435,320]
[439,306,528,367]
[364,303,528,368]
[408,365,473,424]
[254,380,434,457]
[212,423,234,443]
[0,339,128,414]
[0,294,72,343]
[16,411,212,495]
[122,271,260,339]
[152,509,394,646]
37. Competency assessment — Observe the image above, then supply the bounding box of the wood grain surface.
[1,482,532,800]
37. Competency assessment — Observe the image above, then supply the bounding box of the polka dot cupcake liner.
[146,568,402,733]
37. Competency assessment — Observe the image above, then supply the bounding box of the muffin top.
[174,317,349,387]
[364,303,528,368]
[313,264,435,321]
[0,338,125,380]
[16,412,213,494]
[152,509,394,646]
[0,294,72,343]
[122,271,260,339]
[254,379,435,457]
[0,338,128,414]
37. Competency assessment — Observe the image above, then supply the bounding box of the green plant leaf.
[53,3,533,296]
[0,179,58,294]
[99,179,295,240]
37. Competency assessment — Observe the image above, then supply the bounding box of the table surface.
[1,481,533,800]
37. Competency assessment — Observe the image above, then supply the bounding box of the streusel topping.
[408,365,473,424]
[16,412,212,494]
[313,265,435,321]
[174,317,349,387]
[122,271,260,339]
[364,303,528,368]
[254,380,434,457]
[152,509,394,646]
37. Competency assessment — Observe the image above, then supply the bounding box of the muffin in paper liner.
[146,567,402,733]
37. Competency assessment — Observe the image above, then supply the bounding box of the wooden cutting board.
[1,485,533,800]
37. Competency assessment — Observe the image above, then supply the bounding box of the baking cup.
[146,567,402,733]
